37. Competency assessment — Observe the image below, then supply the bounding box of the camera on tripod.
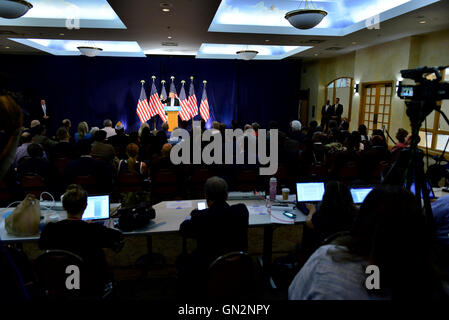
[397,66,449,124]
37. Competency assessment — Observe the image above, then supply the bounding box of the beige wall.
[301,29,449,145]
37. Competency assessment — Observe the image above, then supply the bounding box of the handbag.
[5,194,41,236]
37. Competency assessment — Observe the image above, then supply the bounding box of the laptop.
[350,187,373,204]
[82,195,110,221]
[296,182,325,203]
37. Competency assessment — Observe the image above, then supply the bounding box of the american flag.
[169,79,179,99]
[136,84,152,124]
[149,80,168,122]
[200,82,210,121]
[160,81,167,105]
[178,82,191,121]
[188,80,198,118]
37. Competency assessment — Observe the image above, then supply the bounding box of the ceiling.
[0,0,448,60]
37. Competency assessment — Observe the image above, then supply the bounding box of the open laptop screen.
[296,182,325,202]
[82,195,110,221]
[350,187,373,204]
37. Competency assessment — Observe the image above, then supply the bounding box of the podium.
[164,106,181,131]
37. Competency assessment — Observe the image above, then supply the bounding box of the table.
[0,197,307,271]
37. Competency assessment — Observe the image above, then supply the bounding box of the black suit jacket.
[334,103,343,122]
[180,201,249,265]
[162,97,180,106]
[321,104,335,127]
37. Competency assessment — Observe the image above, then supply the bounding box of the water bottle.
[269,177,277,201]
[266,195,272,215]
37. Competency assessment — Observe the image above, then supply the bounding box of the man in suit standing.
[321,100,333,131]
[33,99,50,128]
[332,97,344,126]
[162,91,180,107]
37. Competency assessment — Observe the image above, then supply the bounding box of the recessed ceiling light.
[5,46,10,49]
[59,33,64,36]
[419,20,426,24]
[265,39,270,42]
[167,36,172,39]
[162,8,170,12]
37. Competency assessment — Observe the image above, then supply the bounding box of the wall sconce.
[354,83,359,93]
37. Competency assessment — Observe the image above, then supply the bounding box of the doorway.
[359,81,394,135]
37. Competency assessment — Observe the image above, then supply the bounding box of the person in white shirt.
[102,119,116,139]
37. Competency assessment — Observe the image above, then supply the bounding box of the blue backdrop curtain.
[1,54,302,134]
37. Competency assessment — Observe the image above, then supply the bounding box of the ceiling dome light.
[77,46,103,57]
[285,0,327,30]
[236,50,258,60]
[0,0,33,19]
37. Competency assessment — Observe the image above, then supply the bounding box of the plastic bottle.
[266,195,272,215]
[269,177,277,201]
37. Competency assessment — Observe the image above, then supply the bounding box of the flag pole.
[190,76,194,127]
[152,75,157,130]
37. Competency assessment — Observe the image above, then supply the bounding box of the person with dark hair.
[332,97,344,126]
[65,141,114,191]
[118,143,148,177]
[358,133,390,181]
[321,99,333,130]
[13,132,40,168]
[289,186,448,300]
[91,129,115,163]
[39,184,123,295]
[108,122,129,160]
[32,124,57,153]
[52,127,75,159]
[301,181,357,259]
[358,124,368,141]
[17,143,54,185]
[391,128,410,153]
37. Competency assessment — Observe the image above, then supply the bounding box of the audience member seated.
[358,135,391,180]
[117,143,148,177]
[329,131,362,177]
[39,185,124,295]
[91,129,115,163]
[102,119,116,139]
[289,186,448,300]
[64,141,114,190]
[337,121,350,144]
[32,125,57,153]
[151,143,173,173]
[108,122,129,159]
[301,181,357,260]
[289,120,305,142]
[13,131,46,168]
[74,121,92,143]
[178,177,249,296]
[52,127,75,159]
[17,143,54,184]
[391,128,410,154]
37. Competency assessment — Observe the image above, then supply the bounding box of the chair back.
[53,158,69,177]
[207,251,255,300]
[152,169,178,201]
[118,173,144,193]
[20,175,47,198]
[73,175,98,194]
[233,169,259,192]
[35,250,87,299]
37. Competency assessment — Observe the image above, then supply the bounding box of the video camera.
[397,66,449,125]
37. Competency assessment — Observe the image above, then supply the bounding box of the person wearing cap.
[102,119,116,139]
[108,122,129,159]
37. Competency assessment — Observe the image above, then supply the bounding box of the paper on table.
[166,201,193,209]
[270,209,295,224]
[247,205,268,216]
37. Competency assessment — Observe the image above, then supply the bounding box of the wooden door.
[360,82,393,135]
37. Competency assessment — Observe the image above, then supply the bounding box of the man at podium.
[162,91,180,107]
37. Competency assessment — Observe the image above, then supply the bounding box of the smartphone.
[283,211,296,219]
[197,201,207,210]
